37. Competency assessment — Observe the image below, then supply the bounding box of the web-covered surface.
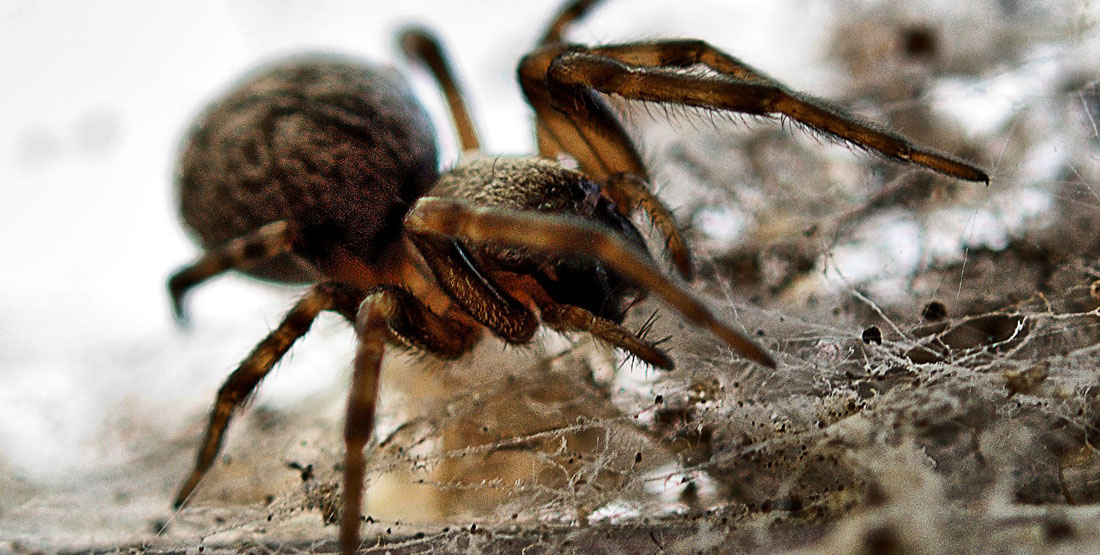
[5,1,1100,553]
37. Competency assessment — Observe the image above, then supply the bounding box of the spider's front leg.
[520,49,697,282]
[173,281,361,509]
[527,40,989,184]
[405,197,775,369]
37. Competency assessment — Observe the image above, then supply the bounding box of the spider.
[167,1,988,552]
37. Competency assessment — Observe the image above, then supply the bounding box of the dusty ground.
[5,1,1100,553]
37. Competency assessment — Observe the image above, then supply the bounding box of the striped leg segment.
[339,287,476,555]
[173,282,360,509]
[168,221,299,321]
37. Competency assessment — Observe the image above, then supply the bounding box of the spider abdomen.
[177,55,439,282]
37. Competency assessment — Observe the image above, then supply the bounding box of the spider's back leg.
[400,27,481,153]
[173,282,361,509]
[167,221,308,321]
[539,0,604,46]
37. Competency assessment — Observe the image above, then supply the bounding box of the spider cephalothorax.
[167,1,988,553]
[428,156,651,324]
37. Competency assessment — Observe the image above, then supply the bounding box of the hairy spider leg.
[173,282,361,509]
[405,196,776,368]
[341,286,475,555]
[341,298,385,555]
[399,27,482,153]
[519,49,696,281]
[538,0,692,276]
[587,39,783,86]
[519,48,647,194]
[168,220,299,321]
[543,43,990,183]
[530,0,682,256]
[492,272,673,368]
[604,172,692,281]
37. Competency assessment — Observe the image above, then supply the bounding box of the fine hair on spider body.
[166,1,988,553]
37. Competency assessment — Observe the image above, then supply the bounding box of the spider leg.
[399,27,481,153]
[405,197,776,368]
[519,46,648,186]
[538,0,604,46]
[173,282,361,509]
[340,286,476,555]
[587,39,778,85]
[606,172,694,280]
[532,0,619,161]
[520,49,695,280]
[542,45,989,183]
[168,221,299,322]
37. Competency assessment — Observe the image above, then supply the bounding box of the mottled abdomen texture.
[177,55,438,282]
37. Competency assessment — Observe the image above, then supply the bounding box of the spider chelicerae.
[167,1,988,552]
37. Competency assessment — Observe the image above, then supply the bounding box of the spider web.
[6,1,1100,553]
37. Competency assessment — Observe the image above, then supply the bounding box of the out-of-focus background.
[5,0,1100,552]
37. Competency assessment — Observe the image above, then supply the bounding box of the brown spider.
[167,1,988,552]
